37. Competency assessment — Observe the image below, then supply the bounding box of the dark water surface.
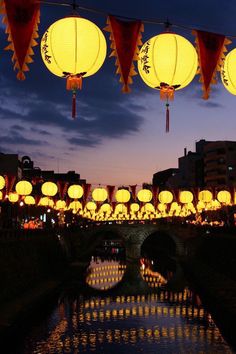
[17,257,234,354]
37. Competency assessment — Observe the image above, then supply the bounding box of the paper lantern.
[39,197,54,207]
[41,16,107,118]
[15,180,32,196]
[8,192,19,203]
[41,182,58,197]
[55,200,66,209]
[115,203,127,214]
[130,203,140,212]
[179,190,193,204]
[92,188,108,202]
[221,48,236,95]
[68,185,83,199]
[198,190,212,203]
[158,190,173,204]
[137,189,152,202]
[143,203,155,213]
[115,189,130,203]
[100,203,112,213]
[217,190,231,205]
[0,191,3,200]
[24,196,35,205]
[69,201,82,211]
[138,33,197,131]
[86,201,97,211]
[0,175,5,190]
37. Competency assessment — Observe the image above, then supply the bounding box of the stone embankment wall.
[183,229,236,350]
[0,229,67,304]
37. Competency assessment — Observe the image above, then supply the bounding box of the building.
[0,153,22,179]
[204,141,236,187]
[152,139,236,189]
[152,168,178,188]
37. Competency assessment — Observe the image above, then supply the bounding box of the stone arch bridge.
[63,222,203,263]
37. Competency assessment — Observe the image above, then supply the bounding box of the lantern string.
[39,0,236,39]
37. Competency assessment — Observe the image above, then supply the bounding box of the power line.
[39,0,236,38]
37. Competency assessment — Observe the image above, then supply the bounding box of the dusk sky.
[1,0,236,186]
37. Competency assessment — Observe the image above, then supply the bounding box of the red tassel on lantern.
[66,74,83,119]
[166,103,170,133]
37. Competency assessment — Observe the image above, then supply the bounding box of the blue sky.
[0,0,236,185]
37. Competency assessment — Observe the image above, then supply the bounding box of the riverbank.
[181,234,236,351]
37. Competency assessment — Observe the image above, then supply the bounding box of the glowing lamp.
[8,192,19,203]
[100,203,112,213]
[86,201,97,211]
[15,180,32,196]
[41,182,58,197]
[0,175,5,190]
[69,201,82,211]
[68,184,83,199]
[92,188,108,202]
[138,33,197,131]
[130,203,140,212]
[41,16,107,118]
[115,189,130,203]
[24,196,35,205]
[0,191,3,200]
[56,200,66,209]
[179,190,193,204]
[115,203,127,214]
[158,190,173,204]
[198,190,212,203]
[217,190,231,205]
[137,189,153,203]
[39,197,54,207]
[143,203,155,213]
[221,49,236,95]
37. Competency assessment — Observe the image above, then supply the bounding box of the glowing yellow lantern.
[100,203,112,213]
[67,185,83,199]
[0,191,3,200]
[115,189,130,203]
[39,197,54,207]
[115,203,127,214]
[41,16,107,118]
[221,49,236,95]
[69,201,82,211]
[198,190,212,203]
[15,180,32,196]
[158,190,173,204]
[131,203,140,212]
[55,200,66,209]
[143,203,155,213]
[86,201,97,211]
[0,175,5,190]
[41,182,58,197]
[158,203,166,212]
[8,192,19,203]
[217,190,231,205]
[179,190,193,204]
[138,33,197,131]
[137,189,153,203]
[24,196,36,205]
[92,188,108,202]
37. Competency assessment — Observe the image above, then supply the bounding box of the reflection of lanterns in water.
[86,258,126,290]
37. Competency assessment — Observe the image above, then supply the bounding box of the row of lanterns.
[40,15,236,126]
[0,177,234,220]
[0,177,233,204]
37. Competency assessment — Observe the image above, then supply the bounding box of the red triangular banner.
[1,0,40,80]
[104,15,144,92]
[193,30,231,99]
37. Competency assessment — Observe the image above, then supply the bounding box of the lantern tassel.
[72,91,76,119]
[166,103,170,133]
